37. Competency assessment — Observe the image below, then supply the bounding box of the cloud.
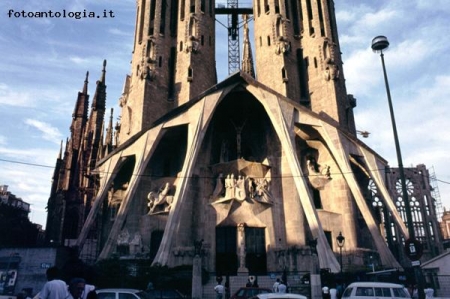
[70,56,90,65]
[0,83,35,107]
[109,28,132,36]
[24,119,62,143]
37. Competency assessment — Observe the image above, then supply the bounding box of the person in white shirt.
[83,284,95,299]
[424,286,434,299]
[214,282,225,299]
[330,288,337,299]
[273,279,280,293]
[39,267,69,299]
[277,282,287,293]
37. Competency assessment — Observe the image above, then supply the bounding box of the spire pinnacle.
[83,71,89,94]
[241,15,255,78]
[101,59,107,83]
[58,140,63,159]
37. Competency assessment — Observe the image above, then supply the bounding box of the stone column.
[237,223,248,273]
[192,255,202,299]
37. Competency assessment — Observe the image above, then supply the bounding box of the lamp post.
[371,35,415,239]
[336,232,345,274]
[371,35,424,299]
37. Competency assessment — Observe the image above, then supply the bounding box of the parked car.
[341,282,411,299]
[96,288,148,299]
[230,287,272,299]
[96,288,186,299]
[250,293,307,299]
[147,289,187,299]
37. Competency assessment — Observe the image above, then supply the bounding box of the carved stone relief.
[147,182,174,214]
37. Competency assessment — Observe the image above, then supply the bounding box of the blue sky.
[0,0,449,228]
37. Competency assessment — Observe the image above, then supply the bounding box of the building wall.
[0,248,69,297]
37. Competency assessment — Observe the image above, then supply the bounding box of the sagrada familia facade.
[45,0,443,291]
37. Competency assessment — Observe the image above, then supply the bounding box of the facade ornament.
[275,36,291,55]
[139,41,156,80]
[186,36,200,53]
[147,182,174,214]
[211,173,273,204]
[322,38,339,81]
[306,157,331,189]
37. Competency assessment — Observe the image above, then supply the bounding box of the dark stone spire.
[83,71,89,94]
[91,60,107,111]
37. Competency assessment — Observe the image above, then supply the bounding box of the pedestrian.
[68,278,86,299]
[214,282,225,299]
[83,284,96,299]
[322,286,330,299]
[424,285,434,299]
[273,279,280,292]
[39,267,69,299]
[277,281,287,293]
[330,288,337,299]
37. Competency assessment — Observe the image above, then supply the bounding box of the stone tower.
[117,0,217,144]
[253,0,354,132]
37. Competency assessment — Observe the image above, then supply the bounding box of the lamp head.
[371,35,389,53]
[336,231,345,247]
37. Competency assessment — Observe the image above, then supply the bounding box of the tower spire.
[58,140,63,159]
[105,108,114,150]
[91,60,107,111]
[82,71,89,94]
[101,60,106,83]
[241,15,255,78]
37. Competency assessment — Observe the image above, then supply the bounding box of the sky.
[0,0,449,228]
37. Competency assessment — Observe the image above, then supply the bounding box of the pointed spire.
[105,108,114,147]
[241,15,255,78]
[58,140,63,159]
[101,60,107,83]
[91,60,107,111]
[83,71,89,94]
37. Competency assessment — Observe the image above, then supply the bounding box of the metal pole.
[379,51,415,238]
[379,50,425,299]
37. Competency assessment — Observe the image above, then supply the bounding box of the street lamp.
[371,35,424,299]
[336,232,345,273]
[371,35,415,239]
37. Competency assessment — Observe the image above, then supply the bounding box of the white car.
[342,282,411,299]
[96,288,148,299]
[250,293,307,299]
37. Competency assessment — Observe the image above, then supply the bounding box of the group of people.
[37,266,96,299]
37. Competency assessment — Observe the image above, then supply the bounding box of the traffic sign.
[404,238,423,261]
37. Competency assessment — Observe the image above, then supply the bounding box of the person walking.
[67,278,86,299]
[330,288,337,299]
[277,281,287,293]
[322,286,330,299]
[39,267,69,299]
[214,282,225,299]
[272,279,280,293]
[424,285,434,299]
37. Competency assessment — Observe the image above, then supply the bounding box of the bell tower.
[117,0,217,145]
[253,0,356,133]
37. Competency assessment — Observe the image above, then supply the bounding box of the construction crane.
[215,1,252,74]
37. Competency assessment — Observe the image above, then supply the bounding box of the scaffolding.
[429,166,444,222]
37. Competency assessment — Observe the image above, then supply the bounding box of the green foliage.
[0,204,40,247]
